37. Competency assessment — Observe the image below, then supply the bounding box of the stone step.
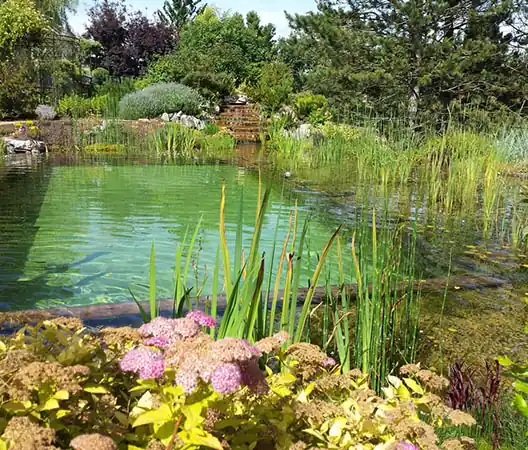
[216,119,261,128]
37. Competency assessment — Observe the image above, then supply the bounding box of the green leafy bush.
[0,0,46,58]
[203,122,220,136]
[118,82,205,120]
[294,92,331,125]
[0,61,39,119]
[89,94,109,117]
[91,67,110,86]
[244,62,294,114]
[181,71,235,100]
[57,94,93,118]
[0,317,476,449]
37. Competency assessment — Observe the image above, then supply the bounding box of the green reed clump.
[151,123,197,158]
[133,181,423,395]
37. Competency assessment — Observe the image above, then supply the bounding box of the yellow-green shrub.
[0,318,476,450]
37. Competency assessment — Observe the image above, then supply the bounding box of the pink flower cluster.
[186,310,216,328]
[119,347,165,380]
[120,314,270,394]
[139,312,215,345]
[168,337,267,395]
[139,317,201,344]
[143,336,170,349]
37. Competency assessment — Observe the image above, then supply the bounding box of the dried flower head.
[119,347,165,379]
[70,434,117,450]
[393,418,438,450]
[442,437,477,450]
[0,349,41,378]
[400,364,421,375]
[48,317,84,331]
[210,337,261,363]
[294,399,342,424]
[100,326,142,347]
[2,416,57,449]
[9,362,89,400]
[255,331,289,354]
[285,342,331,378]
[416,369,449,393]
[447,410,476,427]
[146,440,167,450]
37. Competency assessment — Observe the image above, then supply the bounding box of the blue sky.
[68,0,315,36]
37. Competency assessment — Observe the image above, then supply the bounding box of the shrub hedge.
[118,83,205,120]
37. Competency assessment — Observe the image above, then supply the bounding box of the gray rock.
[224,94,248,105]
[3,138,46,154]
[288,123,313,140]
[161,112,171,122]
[170,111,206,130]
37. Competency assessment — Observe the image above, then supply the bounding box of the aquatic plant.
[0,318,477,449]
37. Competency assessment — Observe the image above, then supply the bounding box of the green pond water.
[0,160,351,310]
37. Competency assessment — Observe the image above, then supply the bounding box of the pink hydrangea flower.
[139,317,177,340]
[211,363,243,394]
[143,336,170,349]
[119,347,165,380]
[138,357,165,380]
[175,369,199,394]
[139,317,200,343]
[186,311,216,328]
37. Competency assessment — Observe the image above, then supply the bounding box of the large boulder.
[288,123,313,140]
[164,111,206,130]
[3,138,46,154]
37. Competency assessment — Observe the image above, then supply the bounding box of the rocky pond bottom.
[0,161,348,310]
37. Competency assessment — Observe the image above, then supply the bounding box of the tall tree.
[144,8,276,85]
[34,0,78,31]
[284,0,528,122]
[156,0,206,29]
[84,0,176,77]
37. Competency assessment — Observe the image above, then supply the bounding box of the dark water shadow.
[0,162,55,310]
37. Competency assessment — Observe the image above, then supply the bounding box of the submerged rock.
[3,138,46,154]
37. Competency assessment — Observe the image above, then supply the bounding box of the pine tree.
[283,0,528,122]
[157,0,207,30]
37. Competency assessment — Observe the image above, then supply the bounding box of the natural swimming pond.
[0,159,351,310]
[1,153,528,372]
